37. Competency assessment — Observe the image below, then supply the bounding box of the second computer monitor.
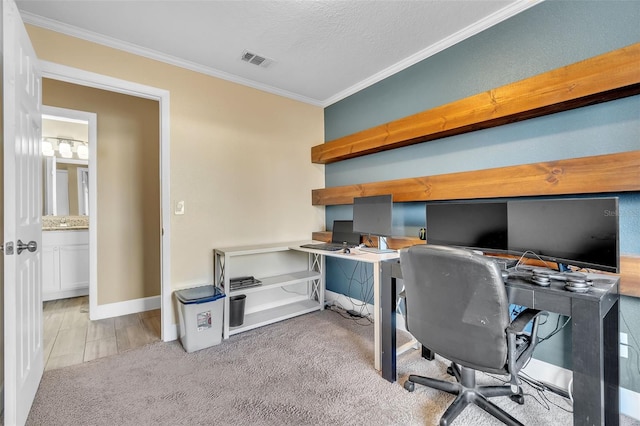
[353,194,393,237]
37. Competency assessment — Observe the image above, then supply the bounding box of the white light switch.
[175,200,185,215]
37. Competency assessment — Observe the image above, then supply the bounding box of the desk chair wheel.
[446,365,455,376]
[509,391,525,405]
[404,380,415,392]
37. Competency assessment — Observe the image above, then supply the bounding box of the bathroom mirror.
[42,114,90,216]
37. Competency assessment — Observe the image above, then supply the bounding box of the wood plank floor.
[43,296,161,371]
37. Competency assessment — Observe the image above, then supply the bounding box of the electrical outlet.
[620,344,629,358]
[175,200,185,215]
[620,332,628,345]
[620,333,629,358]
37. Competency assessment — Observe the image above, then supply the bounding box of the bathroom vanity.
[42,218,89,301]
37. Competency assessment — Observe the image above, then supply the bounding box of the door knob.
[17,239,37,255]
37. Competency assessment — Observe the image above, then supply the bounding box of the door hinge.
[1,241,15,255]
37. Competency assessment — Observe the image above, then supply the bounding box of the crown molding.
[20,11,324,107]
[20,0,542,109]
[322,0,544,107]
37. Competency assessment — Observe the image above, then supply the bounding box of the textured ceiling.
[17,0,540,106]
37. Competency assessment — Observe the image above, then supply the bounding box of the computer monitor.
[353,194,393,252]
[330,220,361,246]
[426,201,508,252]
[507,197,619,273]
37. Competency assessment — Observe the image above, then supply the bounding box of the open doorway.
[40,105,163,370]
[39,81,166,370]
[41,106,94,302]
[39,61,172,344]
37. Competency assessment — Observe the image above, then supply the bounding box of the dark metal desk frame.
[380,259,620,426]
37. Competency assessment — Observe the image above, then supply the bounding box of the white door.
[2,0,44,424]
[77,167,89,215]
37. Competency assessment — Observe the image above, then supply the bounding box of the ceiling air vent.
[241,50,273,68]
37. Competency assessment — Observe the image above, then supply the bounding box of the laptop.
[300,220,361,251]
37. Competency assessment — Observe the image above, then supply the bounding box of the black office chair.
[400,244,545,426]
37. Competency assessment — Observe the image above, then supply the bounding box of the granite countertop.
[42,215,89,231]
[43,225,89,231]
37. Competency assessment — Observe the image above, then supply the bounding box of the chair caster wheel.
[404,381,415,392]
[446,366,454,376]
[510,394,525,405]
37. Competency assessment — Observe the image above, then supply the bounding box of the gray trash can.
[175,285,225,353]
[229,294,246,327]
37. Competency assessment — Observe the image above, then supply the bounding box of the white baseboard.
[621,387,640,421]
[43,287,89,302]
[90,295,161,321]
[325,290,374,318]
[163,323,179,342]
[522,357,640,421]
[522,358,573,394]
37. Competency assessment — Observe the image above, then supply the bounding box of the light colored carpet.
[27,309,639,425]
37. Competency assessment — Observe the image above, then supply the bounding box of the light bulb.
[77,144,89,160]
[42,141,54,157]
[58,141,72,158]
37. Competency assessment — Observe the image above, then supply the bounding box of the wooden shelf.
[311,231,422,250]
[621,256,640,298]
[312,150,640,206]
[312,43,640,164]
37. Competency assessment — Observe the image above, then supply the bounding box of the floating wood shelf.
[312,43,640,164]
[312,150,640,206]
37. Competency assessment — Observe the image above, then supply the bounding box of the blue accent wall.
[323,0,640,391]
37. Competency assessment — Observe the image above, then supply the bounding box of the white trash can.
[175,285,225,353]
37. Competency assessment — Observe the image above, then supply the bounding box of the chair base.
[404,363,524,426]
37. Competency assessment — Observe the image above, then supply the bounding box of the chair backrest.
[400,244,511,373]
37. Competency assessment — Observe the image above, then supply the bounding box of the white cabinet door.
[42,230,89,300]
[42,245,57,295]
[59,244,89,290]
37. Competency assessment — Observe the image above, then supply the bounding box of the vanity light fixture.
[42,136,89,160]
[42,140,55,157]
[77,144,89,160]
[58,141,73,159]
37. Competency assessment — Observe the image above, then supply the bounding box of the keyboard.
[299,243,357,251]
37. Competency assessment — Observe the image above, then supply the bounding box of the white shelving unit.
[213,242,324,339]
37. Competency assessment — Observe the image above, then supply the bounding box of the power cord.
[513,250,554,271]
[482,371,573,414]
[326,302,373,325]
[334,258,374,321]
[620,309,640,377]
[537,313,571,344]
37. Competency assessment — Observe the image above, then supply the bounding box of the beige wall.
[26,25,325,320]
[43,79,161,304]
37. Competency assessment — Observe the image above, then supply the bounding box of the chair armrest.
[507,308,547,381]
[507,309,544,335]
